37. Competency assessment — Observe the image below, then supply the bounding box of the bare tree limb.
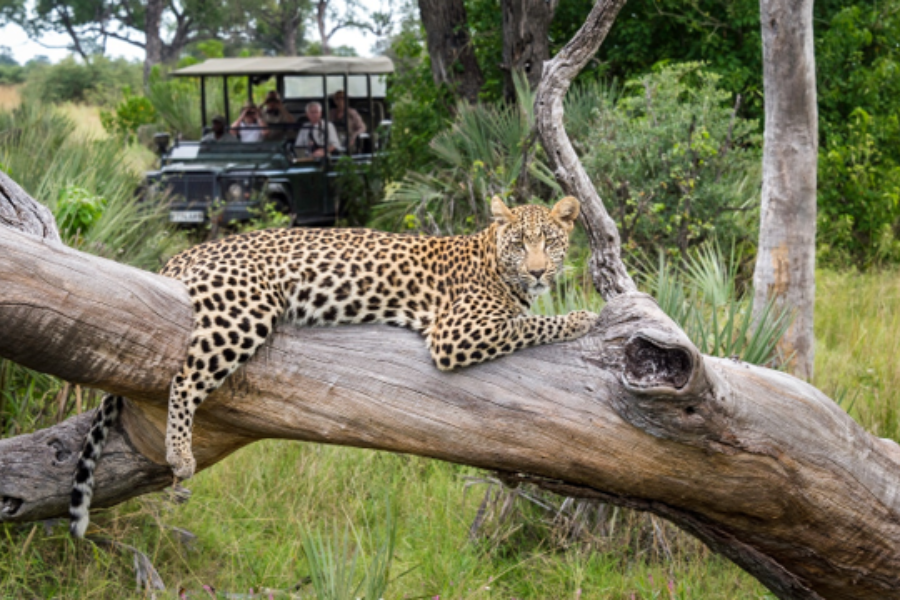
[534,0,637,300]
[0,171,62,245]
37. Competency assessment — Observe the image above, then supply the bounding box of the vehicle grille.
[161,172,216,203]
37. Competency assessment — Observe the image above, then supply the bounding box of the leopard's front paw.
[167,446,197,480]
[563,310,599,340]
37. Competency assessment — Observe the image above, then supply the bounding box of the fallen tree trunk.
[3,199,900,599]
[3,2,900,598]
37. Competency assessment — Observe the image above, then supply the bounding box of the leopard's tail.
[69,394,123,538]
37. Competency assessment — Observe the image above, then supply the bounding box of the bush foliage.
[381,62,759,264]
[815,2,900,267]
[583,63,761,260]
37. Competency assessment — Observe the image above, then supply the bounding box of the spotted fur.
[69,196,597,537]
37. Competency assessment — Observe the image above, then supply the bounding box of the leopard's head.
[492,196,580,296]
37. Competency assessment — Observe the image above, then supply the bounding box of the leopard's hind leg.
[166,276,284,479]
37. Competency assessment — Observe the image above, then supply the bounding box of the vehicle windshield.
[165,140,290,164]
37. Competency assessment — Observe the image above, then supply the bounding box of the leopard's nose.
[529,269,546,280]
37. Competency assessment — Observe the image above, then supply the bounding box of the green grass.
[814,269,900,440]
[0,443,771,598]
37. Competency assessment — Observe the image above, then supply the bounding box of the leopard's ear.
[491,196,517,224]
[550,196,580,231]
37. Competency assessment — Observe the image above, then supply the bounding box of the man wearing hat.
[201,115,237,143]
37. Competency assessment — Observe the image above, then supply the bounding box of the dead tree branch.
[534,0,636,299]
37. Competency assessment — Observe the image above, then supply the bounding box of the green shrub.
[638,243,791,366]
[582,62,761,261]
[381,23,455,183]
[815,3,900,268]
[0,64,25,85]
[54,185,106,244]
[817,108,900,268]
[100,90,159,141]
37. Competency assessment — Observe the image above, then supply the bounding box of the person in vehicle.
[295,102,343,157]
[201,115,237,143]
[231,103,267,143]
[329,89,366,153]
[261,91,296,141]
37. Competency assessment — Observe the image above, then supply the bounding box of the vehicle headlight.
[226,182,243,202]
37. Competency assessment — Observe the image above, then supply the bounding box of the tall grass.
[0,84,21,111]
[815,269,900,440]
[0,102,185,269]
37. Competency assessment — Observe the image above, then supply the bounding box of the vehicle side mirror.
[154,133,171,156]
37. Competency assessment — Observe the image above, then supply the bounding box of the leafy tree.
[0,0,237,79]
[0,45,23,84]
[22,55,142,105]
[236,0,311,56]
[311,0,368,55]
[0,0,107,60]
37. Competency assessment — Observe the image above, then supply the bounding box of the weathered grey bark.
[752,0,818,379]
[0,172,61,245]
[501,0,558,101]
[535,0,636,300]
[2,219,900,599]
[417,0,484,105]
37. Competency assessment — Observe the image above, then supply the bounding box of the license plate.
[169,210,205,223]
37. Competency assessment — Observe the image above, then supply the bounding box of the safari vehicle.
[145,56,393,226]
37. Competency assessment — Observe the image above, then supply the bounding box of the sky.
[1,15,380,65]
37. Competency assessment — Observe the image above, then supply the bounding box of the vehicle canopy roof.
[171,56,394,77]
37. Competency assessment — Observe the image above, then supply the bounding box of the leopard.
[69,195,598,538]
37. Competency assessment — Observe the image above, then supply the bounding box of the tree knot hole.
[623,335,693,391]
[2,496,23,516]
